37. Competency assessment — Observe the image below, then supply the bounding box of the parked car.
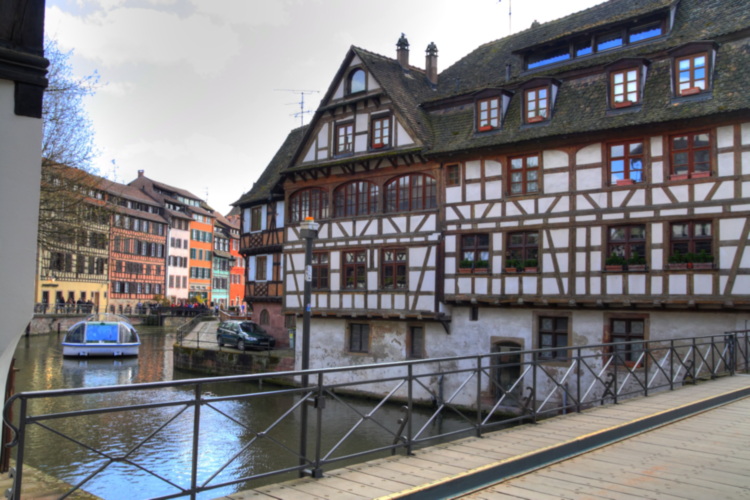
[216,320,276,351]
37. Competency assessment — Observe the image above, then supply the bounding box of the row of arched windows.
[289,174,437,223]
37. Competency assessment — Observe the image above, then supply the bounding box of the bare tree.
[37,39,112,283]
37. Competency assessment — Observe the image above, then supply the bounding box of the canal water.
[10,327,466,499]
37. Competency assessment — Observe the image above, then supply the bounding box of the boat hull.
[62,343,140,357]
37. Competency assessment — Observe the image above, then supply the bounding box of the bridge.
[4,331,749,499]
[237,375,750,499]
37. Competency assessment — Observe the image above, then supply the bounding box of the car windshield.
[240,322,265,335]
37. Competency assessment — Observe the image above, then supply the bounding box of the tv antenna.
[275,89,319,126]
[500,0,512,35]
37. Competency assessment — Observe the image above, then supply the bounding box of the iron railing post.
[11,398,27,500]
[669,339,674,390]
[476,355,482,437]
[576,347,582,413]
[406,363,413,456]
[692,337,697,384]
[613,357,618,404]
[727,333,735,376]
[190,383,201,499]
[531,353,537,424]
[313,372,324,478]
[711,335,716,379]
[644,340,649,397]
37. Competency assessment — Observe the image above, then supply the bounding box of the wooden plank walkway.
[217,374,750,500]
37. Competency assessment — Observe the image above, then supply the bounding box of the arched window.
[384,174,437,213]
[348,68,366,94]
[259,309,269,326]
[334,181,379,217]
[289,188,329,223]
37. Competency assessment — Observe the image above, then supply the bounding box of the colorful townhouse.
[223,210,245,309]
[211,213,233,308]
[235,127,306,346]
[129,171,215,305]
[107,183,168,313]
[239,0,750,403]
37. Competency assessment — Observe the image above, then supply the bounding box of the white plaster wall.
[486,160,502,176]
[543,149,568,169]
[544,172,569,193]
[0,80,44,401]
[396,121,413,146]
[465,160,481,180]
[446,186,462,203]
[717,126,734,148]
[577,167,602,191]
[576,144,601,165]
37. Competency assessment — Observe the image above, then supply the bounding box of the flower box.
[624,360,642,369]
[670,173,689,181]
[691,262,713,270]
[628,264,647,272]
[691,171,711,179]
[523,267,538,273]
[371,143,385,149]
[504,267,519,273]
[616,178,635,186]
[680,87,702,96]
[458,267,473,274]
[473,267,489,274]
[527,115,545,124]
[605,265,625,272]
[613,100,634,108]
[667,263,689,270]
[478,125,494,132]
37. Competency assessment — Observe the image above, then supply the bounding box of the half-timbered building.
[235,126,306,347]
[243,0,750,403]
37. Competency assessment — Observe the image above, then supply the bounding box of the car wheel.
[237,340,245,351]
[217,336,224,347]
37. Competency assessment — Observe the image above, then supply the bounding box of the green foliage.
[523,259,538,268]
[627,252,646,265]
[606,253,627,266]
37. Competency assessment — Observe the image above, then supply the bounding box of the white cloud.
[46,5,240,76]
[189,0,290,27]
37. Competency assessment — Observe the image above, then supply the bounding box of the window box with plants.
[473,260,490,273]
[522,259,538,273]
[627,252,647,272]
[667,251,689,270]
[504,258,522,273]
[458,259,474,274]
[605,254,627,272]
[691,250,714,270]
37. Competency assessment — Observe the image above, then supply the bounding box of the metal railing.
[4,331,749,499]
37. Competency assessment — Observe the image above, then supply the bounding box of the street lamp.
[298,216,318,477]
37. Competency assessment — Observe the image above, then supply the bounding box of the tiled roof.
[234,125,307,207]
[426,0,750,154]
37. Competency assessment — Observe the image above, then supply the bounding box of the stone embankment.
[173,319,295,376]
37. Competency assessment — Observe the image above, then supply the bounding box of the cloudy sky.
[45,0,602,216]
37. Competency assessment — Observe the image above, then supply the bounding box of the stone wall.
[173,344,294,377]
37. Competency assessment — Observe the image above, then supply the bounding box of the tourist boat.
[62,314,140,357]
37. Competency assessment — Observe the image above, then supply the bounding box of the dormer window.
[676,53,707,95]
[669,42,716,98]
[477,97,500,131]
[606,59,649,109]
[525,87,548,123]
[347,68,366,95]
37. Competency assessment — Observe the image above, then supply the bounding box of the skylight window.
[629,23,662,43]
[521,13,667,71]
[528,48,571,70]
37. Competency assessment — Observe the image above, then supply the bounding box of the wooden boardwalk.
[218,375,750,500]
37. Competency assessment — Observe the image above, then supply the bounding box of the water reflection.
[12,329,464,499]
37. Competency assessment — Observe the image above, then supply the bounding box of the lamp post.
[298,216,318,476]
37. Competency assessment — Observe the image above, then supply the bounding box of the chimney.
[425,42,438,85]
[396,33,410,67]
[138,170,144,177]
